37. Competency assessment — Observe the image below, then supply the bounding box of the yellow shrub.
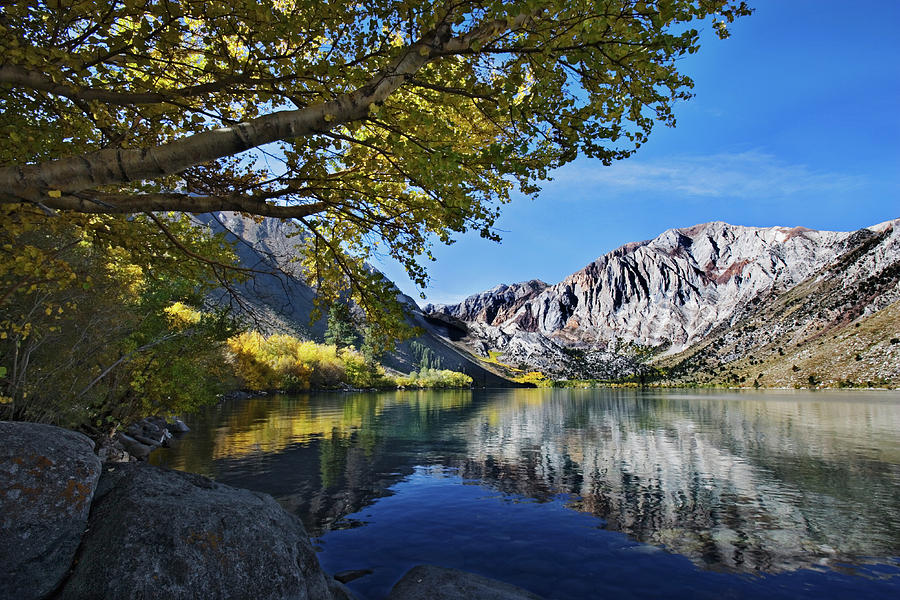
[226,332,348,391]
[513,371,552,387]
[226,331,473,392]
[227,332,277,390]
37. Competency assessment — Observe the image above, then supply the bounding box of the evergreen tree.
[324,302,359,351]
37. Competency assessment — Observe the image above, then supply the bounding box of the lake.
[150,388,900,599]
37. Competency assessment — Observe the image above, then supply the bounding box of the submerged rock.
[388,565,543,600]
[334,568,374,584]
[58,462,339,600]
[0,421,101,600]
[125,417,171,447]
[169,417,190,433]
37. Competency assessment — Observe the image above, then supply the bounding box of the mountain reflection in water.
[151,388,900,579]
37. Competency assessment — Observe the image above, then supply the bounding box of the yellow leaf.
[48,190,62,198]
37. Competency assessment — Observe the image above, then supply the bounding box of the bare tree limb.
[144,212,263,274]
[75,332,182,399]
[0,64,296,105]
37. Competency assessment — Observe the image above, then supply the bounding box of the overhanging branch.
[0,9,541,214]
[21,190,331,217]
[0,65,282,105]
[0,24,454,205]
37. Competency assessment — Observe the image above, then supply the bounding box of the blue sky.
[377,1,900,305]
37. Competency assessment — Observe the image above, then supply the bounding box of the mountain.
[197,212,325,339]
[660,220,900,387]
[425,219,900,386]
[196,212,511,386]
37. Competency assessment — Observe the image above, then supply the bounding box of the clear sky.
[376,1,900,305]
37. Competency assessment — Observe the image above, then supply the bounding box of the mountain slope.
[197,212,325,338]
[426,219,900,385]
[197,212,512,386]
[658,221,900,387]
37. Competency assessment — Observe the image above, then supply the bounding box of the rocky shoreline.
[1,420,542,600]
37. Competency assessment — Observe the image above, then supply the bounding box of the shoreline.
[1,419,543,600]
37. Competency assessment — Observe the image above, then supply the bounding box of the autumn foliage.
[0,206,240,430]
[394,369,474,390]
[1,0,750,341]
[225,331,472,391]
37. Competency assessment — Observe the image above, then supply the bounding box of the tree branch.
[75,332,183,399]
[1,10,541,212]
[407,78,499,102]
[144,212,262,275]
[25,190,330,217]
[1,24,452,204]
[0,65,285,105]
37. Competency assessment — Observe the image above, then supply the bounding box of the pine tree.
[324,302,359,351]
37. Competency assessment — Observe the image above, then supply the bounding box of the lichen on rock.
[0,421,101,600]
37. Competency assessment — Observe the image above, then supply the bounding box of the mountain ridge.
[425,219,900,386]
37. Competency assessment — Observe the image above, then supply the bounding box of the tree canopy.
[0,0,750,333]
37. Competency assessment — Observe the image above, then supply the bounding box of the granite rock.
[428,220,900,378]
[0,421,101,600]
[58,462,339,600]
[388,565,543,600]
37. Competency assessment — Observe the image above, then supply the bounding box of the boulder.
[97,436,132,463]
[0,421,101,600]
[388,565,543,600]
[169,417,190,433]
[58,462,339,600]
[125,418,169,446]
[145,415,169,431]
[328,579,356,600]
[131,432,163,447]
[116,432,153,459]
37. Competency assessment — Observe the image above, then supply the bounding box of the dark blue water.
[151,388,900,599]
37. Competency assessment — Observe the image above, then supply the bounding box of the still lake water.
[150,388,900,599]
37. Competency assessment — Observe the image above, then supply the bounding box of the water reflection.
[459,389,900,573]
[151,388,900,575]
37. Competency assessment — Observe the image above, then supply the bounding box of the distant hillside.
[197,212,512,386]
[425,219,900,387]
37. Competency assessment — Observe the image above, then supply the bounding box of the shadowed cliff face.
[426,220,900,380]
[193,212,326,338]
[194,212,512,385]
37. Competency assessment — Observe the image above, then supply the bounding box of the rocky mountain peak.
[424,219,899,379]
[426,279,549,327]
